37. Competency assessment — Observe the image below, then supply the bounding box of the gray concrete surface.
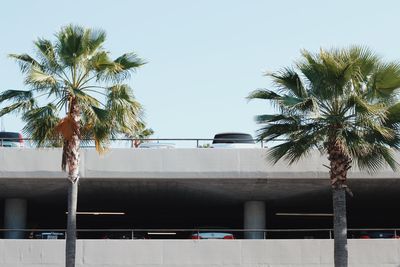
[1,239,399,267]
[1,148,399,180]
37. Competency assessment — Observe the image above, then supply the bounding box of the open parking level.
[1,148,400,239]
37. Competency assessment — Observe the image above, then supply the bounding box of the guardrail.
[0,138,285,148]
[1,228,399,240]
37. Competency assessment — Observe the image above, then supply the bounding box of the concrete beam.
[0,148,399,180]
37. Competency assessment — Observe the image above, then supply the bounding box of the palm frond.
[92,123,111,153]
[81,28,106,55]
[267,134,318,165]
[354,143,399,172]
[255,114,298,124]
[385,102,400,126]
[26,65,58,88]
[267,141,296,164]
[114,53,146,70]
[347,94,387,118]
[345,45,378,78]
[368,62,400,99]
[96,53,146,82]
[73,89,100,106]
[22,104,61,146]
[106,84,142,135]
[35,38,61,70]
[9,54,42,73]
[55,24,86,66]
[89,51,114,72]
[0,90,36,116]
[0,100,36,117]
[247,89,281,100]
[0,90,33,103]
[269,67,307,98]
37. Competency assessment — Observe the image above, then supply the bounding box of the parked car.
[0,132,24,147]
[191,232,235,239]
[31,231,65,239]
[211,132,256,148]
[359,231,399,239]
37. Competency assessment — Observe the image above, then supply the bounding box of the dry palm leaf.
[55,115,79,141]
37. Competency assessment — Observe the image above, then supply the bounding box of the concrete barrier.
[1,239,400,267]
[1,148,400,179]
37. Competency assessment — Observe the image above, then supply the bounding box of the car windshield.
[0,132,20,142]
[212,133,254,144]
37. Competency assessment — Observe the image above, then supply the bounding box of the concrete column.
[4,198,27,239]
[244,201,266,239]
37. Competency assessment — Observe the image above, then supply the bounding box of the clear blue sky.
[1,0,399,139]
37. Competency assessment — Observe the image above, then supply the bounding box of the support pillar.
[244,201,266,239]
[4,198,27,239]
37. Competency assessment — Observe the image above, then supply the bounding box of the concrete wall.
[1,148,399,179]
[1,239,399,267]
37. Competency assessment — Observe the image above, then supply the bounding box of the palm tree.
[0,25,145,267]
[248,46,400,267]
[128,121,154,147]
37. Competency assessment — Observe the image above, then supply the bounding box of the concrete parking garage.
[1,148,400,239]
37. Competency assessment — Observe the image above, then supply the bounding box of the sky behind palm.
[1,0,399,141]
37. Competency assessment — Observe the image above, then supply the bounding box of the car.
[0,132,24,147]
[358,231,399,239]
[191,232,235,239]
[211,132,257,148]
[138,142,175,149]
[30,231,65,239]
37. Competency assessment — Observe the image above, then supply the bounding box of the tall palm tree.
[0,25,145,267]
[248,46,400,267]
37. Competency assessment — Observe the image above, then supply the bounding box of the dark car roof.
[213,132,252,136]
[0,132,21,138]
[212,132,254,144]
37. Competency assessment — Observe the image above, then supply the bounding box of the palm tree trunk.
[66,180,78,267]
[332,187,347,267]
[328,139,351,267]
[65,98,80,267]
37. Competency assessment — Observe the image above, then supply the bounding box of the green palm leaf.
[22,104,61,147]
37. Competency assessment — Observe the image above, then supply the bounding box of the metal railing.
[1,228,399,240]
[0,137,285,149]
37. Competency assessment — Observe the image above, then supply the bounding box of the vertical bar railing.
[2,228,400,240]
[0,137,282,148]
